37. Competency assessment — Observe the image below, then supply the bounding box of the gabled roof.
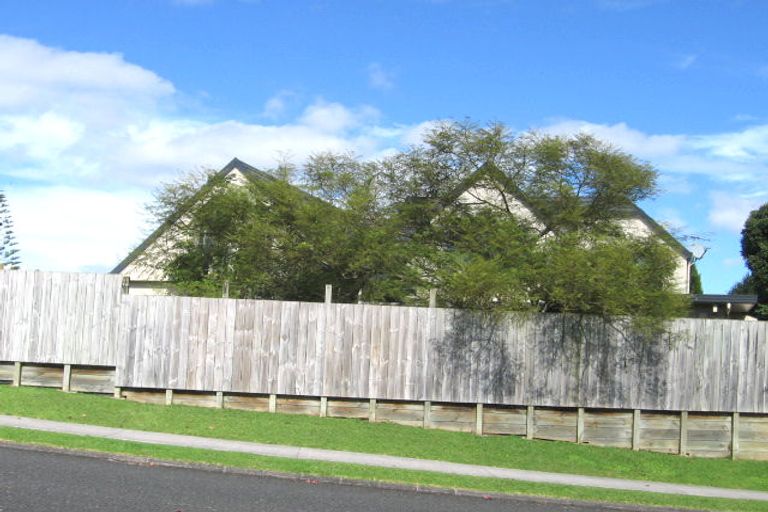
[447,162,693,260]
[111,158,274,274]
[114,156,693,277]
[620,203,693,260]
[444,161,544,219]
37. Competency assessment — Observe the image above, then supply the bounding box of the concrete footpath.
[0,414,766,503]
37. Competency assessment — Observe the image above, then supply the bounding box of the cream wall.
[118,167,251,290]
[459,187,691,294]
[617,217,690,294]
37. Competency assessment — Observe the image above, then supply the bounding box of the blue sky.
[0,0,766,292]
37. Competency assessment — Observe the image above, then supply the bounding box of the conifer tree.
[0,190,21,269]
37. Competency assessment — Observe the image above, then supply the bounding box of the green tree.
[156,157,420,302]
[148,121,687,333]
[739,203,768,318]
[729,273,755,295]
[383,122,687,329]
[689,264,703,295]
[0,190,20,269]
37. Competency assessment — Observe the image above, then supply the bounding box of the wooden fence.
[117,295,768,413]
[0,270,122,366]
[1,270,767,459]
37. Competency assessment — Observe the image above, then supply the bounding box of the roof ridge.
[111,158,267,274]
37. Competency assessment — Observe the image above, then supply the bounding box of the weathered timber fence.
[0,270,122,366]
[1,270,767,459]
[117,295,768,413]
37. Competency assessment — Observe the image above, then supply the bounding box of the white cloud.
[0,35,436,271]
[541,120,684,158]
[733,113,760,123]
[690,124,768,160]
[657,174,693,195]
[722,257,743,268]
[261,90,296,119]
[0,112,84,160]
[708,191,764,233]
[539,119,768,183]
[399,120,443,146]
[676,54,697,70]
[10,185,150,272]
[299,100,381,133]
[368,63,395,91]
[0,35,173,114]
[0,35,426,190]
[656,207,687,232]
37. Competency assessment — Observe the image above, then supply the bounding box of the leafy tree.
[739,203,768,318]
[689,264,703,295]
[157,159,420,302]
[148,121,687,333]
[382,122,686,328]
[0,190,20,269]
[729,273,756,295]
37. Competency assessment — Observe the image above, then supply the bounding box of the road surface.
[0,445,669,511]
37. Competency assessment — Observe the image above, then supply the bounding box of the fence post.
[216,391,224,408]
[121,276,130,294]
[632,409,641,451]
[165,389,173,405]
[369,398,377,422]
[423,401,431,428]
[577,407,585,444]
[62,364,72,392]
[325,284,333,305]
[679,411,688,456]
[320,397,328,417]
[113,387,122,399]
[12,362,21,387]
[475,403,483,435]
[222,281,230,299]
[526,405,535,440]
[269,394,277,413]
[732,412,740,460]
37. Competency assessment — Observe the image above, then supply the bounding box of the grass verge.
[0,386,767,510]
[1,427,766,512]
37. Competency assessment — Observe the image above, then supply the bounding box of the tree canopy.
[146,121,688,331]
[738,202,768,318]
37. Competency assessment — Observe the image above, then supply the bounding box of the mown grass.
[0,386,766,511]
[2,427,767,512]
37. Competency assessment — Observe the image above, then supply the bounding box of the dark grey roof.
[111,158,272,274]
[692,294,758,305]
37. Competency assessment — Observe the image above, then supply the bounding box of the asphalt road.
[0,445,656,512]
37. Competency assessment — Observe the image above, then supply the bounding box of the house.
[112,158,695,295]
[450,163,694,294]
[111,158,276,295]
[691,294,758,320]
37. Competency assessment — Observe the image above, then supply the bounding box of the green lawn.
[1,386,766,511]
